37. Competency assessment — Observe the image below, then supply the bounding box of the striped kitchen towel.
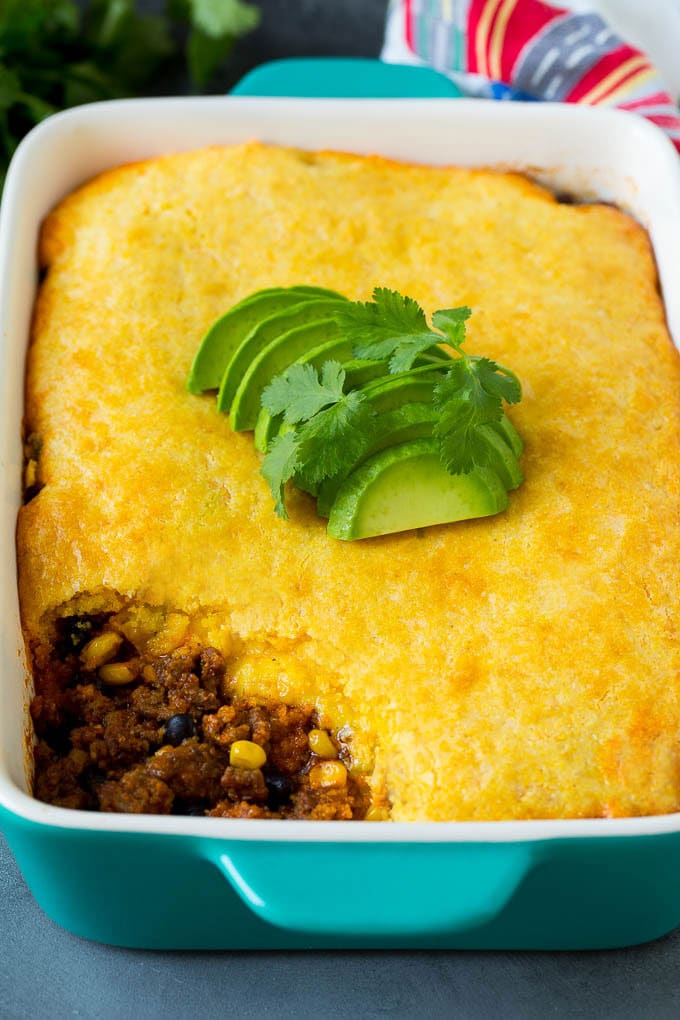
[382,0,680,152]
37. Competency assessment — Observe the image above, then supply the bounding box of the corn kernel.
[24,459,37,489]
[309,761,347,789]
[99,662,136,686]
[146,613,189,655]
[81,632,123,670]
[308,729,338,759]
[230,740,267,770]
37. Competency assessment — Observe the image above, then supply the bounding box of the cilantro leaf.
[386,336,447,375]
[335,287,443,369]
[470,356,522,405]
[434,358,502,423]
[228,285,524,521]
[260,430,299,520]
[186,0,260,86]
[261,360,346,425]
[433,398,481,474]
[433,354,522,474]
[294,391,377,489]
[259,389,376,517]
[431,306,472,351]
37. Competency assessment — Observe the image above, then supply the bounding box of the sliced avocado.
[218,297,348,413]
[187,286,341,394]
[491,414,523,459]
[476,424,524,491]
[253,335,355,453]
[317,402,438,516]
[349,368,441,412]
[254,407,283,454]
[327,439,508,541]
[255,356,435,454]
[230,318,343,431]
[316,408,522,517]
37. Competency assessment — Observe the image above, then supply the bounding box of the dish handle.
[205,840,535,937]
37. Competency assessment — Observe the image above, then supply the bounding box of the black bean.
[264,772,295,810]
[164,714,196,746]
[173,802,206,816]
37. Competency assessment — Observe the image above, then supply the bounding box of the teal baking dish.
[2,65,680,950]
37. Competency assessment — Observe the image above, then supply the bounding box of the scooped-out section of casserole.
[18,142,680,821]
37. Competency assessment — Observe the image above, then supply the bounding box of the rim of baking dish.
[7,778,680,841]
[2,97,680,844]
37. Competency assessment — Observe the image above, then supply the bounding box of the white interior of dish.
[1,97,679,842]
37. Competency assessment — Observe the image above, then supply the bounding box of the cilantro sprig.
[336,288,521,475]
[259,288,522,519]
[0,0,260,184]
[333,287,443,373]
[260,362,377,519]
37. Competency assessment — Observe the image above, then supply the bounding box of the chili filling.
[30,614,371,819]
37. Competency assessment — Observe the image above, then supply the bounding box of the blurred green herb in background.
[0,0,260,182]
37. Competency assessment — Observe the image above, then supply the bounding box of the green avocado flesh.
[327,439,508,541]
[186,287,340,393]
[316,406,522,517]
[317,402,438,516]
[217,297,348,413]
[491,415,523,459]
[476,424,524,490]
[230,318,343,431]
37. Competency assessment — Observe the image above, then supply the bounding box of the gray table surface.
[4,832,680,1019]
[5,2,680,1016]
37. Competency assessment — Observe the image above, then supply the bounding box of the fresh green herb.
[292,392,376,490]
[261,364,377,519]
[337,287,522,475]
[259,430,299,520]
[0,0,260,184]
[262,360,346,425]
[180,0,261,87]
[334,287,448,374]
[432,355,521,475]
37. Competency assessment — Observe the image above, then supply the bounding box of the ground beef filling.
[30,617,370,819]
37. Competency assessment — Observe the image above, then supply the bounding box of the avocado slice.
[491,415,523,459]
[230,318,343,431]
[316,408,522,517]
[218,297,349,413]
[327,439,508,540]
[476,424,524,490]
[340,358,392,390]
[187,286,341,394]
[288,373,443,499]
[317,402,438,516]
[348,369,442,412]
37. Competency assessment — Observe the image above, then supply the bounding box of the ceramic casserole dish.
[1,96,680,950]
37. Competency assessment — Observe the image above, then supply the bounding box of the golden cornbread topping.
[19,142,680,822]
